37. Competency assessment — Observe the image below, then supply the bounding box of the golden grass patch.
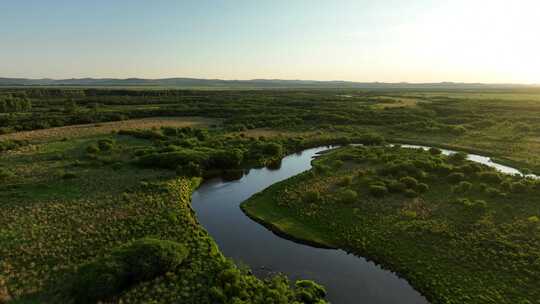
[0,117,216,142]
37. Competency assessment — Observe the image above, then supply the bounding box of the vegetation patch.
[243,145,540,304]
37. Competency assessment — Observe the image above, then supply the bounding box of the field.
[1,87,540,303]
[0,117,215,142]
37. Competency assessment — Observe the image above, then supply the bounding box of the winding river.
[191,144,536,304]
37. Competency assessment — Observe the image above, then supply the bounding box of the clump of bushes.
[337,176,353,187]
[448,172,465,183]
[478,171,502,184]
[448,152,467,163]
[429,147,442,155]
[404,189,418,198]
[0,168,14,181]
[137,149,209,169]
[86,144,100,154]
[416,183,429,193]
[399,176,418,188]
[453,198,487,211]
[452,181,472,193]
[97,138,115,151]
[387,180,407,193]
[295,280,327,303]
[369,185,388,197]
[304,190,321,203]
[62,172,77,179]
[338,189,358,204]
[68,238,189,303]
[176,161,202,177]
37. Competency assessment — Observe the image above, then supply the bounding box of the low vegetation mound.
[69,238,189,303]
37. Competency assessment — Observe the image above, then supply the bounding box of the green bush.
[98,139,115,151]
[429,147,442,155]
[453,181,472,193]
[137,150,209,169]
[510,181,528,193]
[176,161,202,177]
[69,238,189,303]
[62,172,77,179]
[304,190,321,203]
[369,185,388,197]
[404,189,418,198]
[416,183,429,193]
[448,152,467,162]
[86,144,100,154]
[262,142,284,157]
[387,180,407,193]
[478,171,502,184]
[295,280,327,303]
[0,168,14,181]
[338,189,358,204]
[399,176,418,188]
[448,172,465,183]
[337,176,353,186]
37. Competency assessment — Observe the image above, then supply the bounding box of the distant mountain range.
[0,77,537,89]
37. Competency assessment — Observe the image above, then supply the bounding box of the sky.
[1,0,539,83]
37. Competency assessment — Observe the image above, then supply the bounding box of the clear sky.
[1,0,539,83]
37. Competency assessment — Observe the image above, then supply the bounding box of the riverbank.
[242,145,540,304]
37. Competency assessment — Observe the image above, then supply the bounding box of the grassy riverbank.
[242,145,540,304]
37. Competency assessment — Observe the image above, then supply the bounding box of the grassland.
[2,87,540,303]
[0,125,329,303]
[242,145,540,304]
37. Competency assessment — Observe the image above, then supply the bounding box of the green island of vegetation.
[1,87,540,303]
[242,145,540,304]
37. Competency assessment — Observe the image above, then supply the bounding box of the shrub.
[478,171,502,184]
[369,185,388,197]
[527,216,539,224]
[69,238,189,303]
[453,181,472,193]
[62,172,77,179]
[137,150,209,169]
[429,147,442,155]
[295,280,327,303]
[416,183,429,193]
[485,187,503,197]
[337,176,353,186]
[86,144,100,154]
[510,181,528,193]
[161,126,178,136]
[210,149,244,169]
[303,190,321,203]
[387,180,407,193]
[448,152,467,162]
[338,189,358,204]
[356,133,385,145]
[332,160,344,169]
[399,176,418,188]
[97,139,114,151]
[313,163,330,175]
[0,168,14,181]
[404,189,418,198]
[262,142,284,157]
[448,172,465,183]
